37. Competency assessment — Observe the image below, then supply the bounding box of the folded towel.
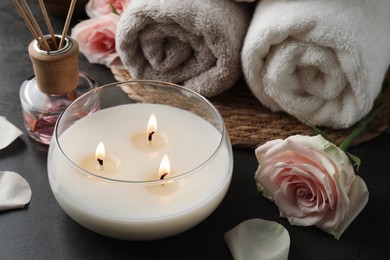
[116,0,251,97]
[242,0,390,128]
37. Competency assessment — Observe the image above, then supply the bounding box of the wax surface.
[48,104,232,240]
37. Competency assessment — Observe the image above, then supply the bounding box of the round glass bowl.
[47,80,233,240]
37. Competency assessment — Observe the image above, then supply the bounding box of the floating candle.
[79,142,120,177]
[132,113,167,152]
[148,154,180,197]
[158,155,170,180]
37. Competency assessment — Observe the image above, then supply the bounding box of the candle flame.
[95,142,105,162]
[147,113,157,135]
[158,155,170,180]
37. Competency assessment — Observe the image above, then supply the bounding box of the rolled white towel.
[242,0,390,128]
[116,0,251,97]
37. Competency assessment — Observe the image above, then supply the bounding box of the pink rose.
[71,13,122,68]
[255,134,368,239]
[86,0,131,18]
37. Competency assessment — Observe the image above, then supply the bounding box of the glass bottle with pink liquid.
[19,35,99,145]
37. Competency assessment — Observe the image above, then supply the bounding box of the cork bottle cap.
[28,35,79,95]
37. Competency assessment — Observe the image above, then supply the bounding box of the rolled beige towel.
[116,0,252,97]
[242,0,390,128]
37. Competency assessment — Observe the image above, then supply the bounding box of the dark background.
[1,1,389,259]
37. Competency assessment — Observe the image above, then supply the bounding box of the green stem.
[339,102,388,151]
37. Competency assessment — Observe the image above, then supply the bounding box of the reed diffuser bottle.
[13,0,98,144]
[19,35,98,145]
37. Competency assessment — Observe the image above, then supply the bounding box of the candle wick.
[148,131,155,142]
[97,158,104,166]
[160,172,168,180]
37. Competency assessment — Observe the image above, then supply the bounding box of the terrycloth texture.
[0,171,31,211]
[242,0,390,128]
[116,0,251,97]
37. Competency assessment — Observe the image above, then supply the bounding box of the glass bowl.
[47,80,233,240]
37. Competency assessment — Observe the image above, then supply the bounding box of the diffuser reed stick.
[38,0,57,49]
[58,0,77,50]
[20,0,51,51]
[13,0,78,51]
[12,0,50,51]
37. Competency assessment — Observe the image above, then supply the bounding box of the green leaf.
[346,152,361,172]
[110,4,120,15]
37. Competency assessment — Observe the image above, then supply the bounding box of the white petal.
[0,171,32,211]
[224,219,290,260]
[329,176,368,239]
[0,117,23,149]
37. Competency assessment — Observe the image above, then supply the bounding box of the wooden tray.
[112,68,390,149]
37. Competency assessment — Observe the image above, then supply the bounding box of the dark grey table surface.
[1,1,389,259]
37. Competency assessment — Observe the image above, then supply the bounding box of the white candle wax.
[48,103,232,240]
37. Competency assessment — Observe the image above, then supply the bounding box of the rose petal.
[289,135,356,189]
[224,219,290,260]
[320,176,368,239]
[71,13,121,68]
[0,171,32,211]
[255,139,283,163]
[86,0,131,18]
[0,117,23,149]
